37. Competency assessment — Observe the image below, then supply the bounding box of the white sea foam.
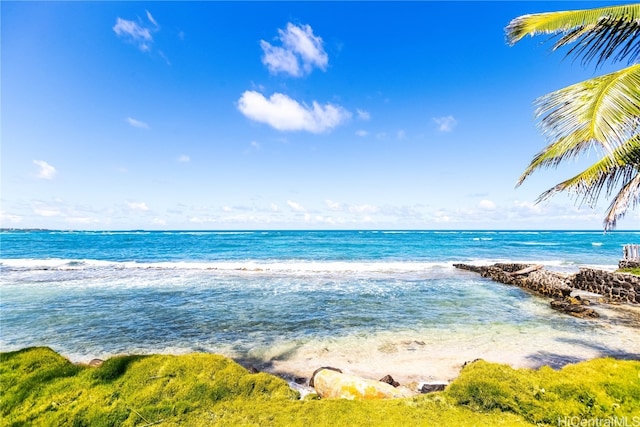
[0,258,115,270]
[0,258,455,275]
[3,257,617,279]
[464,258,568,267]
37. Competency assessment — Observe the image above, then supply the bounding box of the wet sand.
[261,301,640,387]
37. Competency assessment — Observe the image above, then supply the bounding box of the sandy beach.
[258,300,640,388]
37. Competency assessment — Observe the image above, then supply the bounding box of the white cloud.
[65,217,100,225]
[512,200,543,215]
[190,216,213,224]
[325,200,342,211]
[146,10,158,27]
[126,117,150,129]
[250,141,261,150]
[261,23,328,77]
[433,115,458,132]
[237,91,350,133]
[0,212,22,224]
[287,200,306,212]
[178,154,190,163]
[270,203,279,211]
[434,212,451,223]
[151,217,166,226]
[33,160,57,180]
[113,17,153,51]
[355,130,368,137]
[190,214,278,225]
[158,50,171,66]
[310,215,345,225]
[478,199,496,210]
[396,130,406,140]
[128,202,149,211]
[357,109,371,121]
[260,43,300,76]
[34,207,62,217]
[349,204,379,214]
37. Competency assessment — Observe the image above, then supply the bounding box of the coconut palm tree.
[506,4,640,230]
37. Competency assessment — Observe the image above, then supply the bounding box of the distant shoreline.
[3,228,638,233]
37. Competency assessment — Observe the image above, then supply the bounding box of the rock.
[619,260,640,269]
[455,263,640,311]
[420,383,447,393]
[379,374,400,387]
[573,268,640,304]
[550,297,599,318]
[294,377,307,385]
[462,358,482,368]
[453,263,572,298]
[312,368,414,400]
[88,359,104,367]
[309,366,342,388]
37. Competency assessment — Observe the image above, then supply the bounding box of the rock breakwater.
[454,263,640,318]
[453,263,573,298]
[573,268,640,304]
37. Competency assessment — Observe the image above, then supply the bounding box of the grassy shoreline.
[2,347,639,426]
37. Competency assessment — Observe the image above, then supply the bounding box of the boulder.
[312,368,414,400]
[309,366,342,388]
[88,359,104,368]
[379,374,400,387]
[420,382,447,393]
[550,297,599,319]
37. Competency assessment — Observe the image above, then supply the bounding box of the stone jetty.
[454,263,640,319]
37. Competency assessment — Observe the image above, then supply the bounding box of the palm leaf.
[537,135,640,200]
[534,64,640,154]
[516,128,594,186]
[509,3,640,230]
[559,15,640,67]
[535,136,640,228]
[603,171,640,230]
[517,65,640,186]
[506,3,640,66]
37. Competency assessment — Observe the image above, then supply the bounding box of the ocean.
[1,230,639,383]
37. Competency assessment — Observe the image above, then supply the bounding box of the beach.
[1,230,639,387]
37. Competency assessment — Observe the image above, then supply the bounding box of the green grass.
[1,347,639,426]
[617,267,640,276]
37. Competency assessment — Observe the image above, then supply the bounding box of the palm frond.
[537,135,640,206]
[603,171,640,230]
[534,64,640,153]
[516,128,595,186]
[559,15,640,67]
[506,4,640,67]
[509,3,640,230]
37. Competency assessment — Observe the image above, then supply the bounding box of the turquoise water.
[1,230,638,379]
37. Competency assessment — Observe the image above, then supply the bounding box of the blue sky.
[2,1,638,230]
